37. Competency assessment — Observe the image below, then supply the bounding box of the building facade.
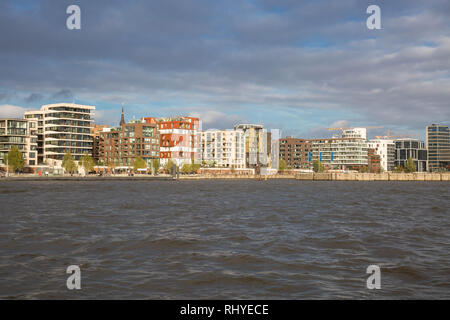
[426,124,450,172]
[367,148,381,173]
[394,138,427,172]
[199,129,246,168]
[24,103,95,165]
[367,139,395,172]
[234,124,272,169]
[0,119,38,168]
[310,128,368,171]
[98,120,160,168]
[279,137,311,169]
[143,116,200,167]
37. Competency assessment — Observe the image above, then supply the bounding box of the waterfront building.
[98,120,160,168]
[310,128,368,171]
[143,116,200,167]
[0,118,38,167]
[367,139,395,172]
[24,103,95,165]
[367,148,381,173]
[394,138,427,172]
[426,124,450,172]
[234,124,272,169]
[199,129,246,168]
[279,137,311,169]
[91,124,110,163]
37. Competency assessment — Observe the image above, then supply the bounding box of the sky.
[0,0,449,140]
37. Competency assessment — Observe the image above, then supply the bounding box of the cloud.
[0,0,449,139]
[52,89,73,101]
[0,105,27,118]
[188,110,247,130]
[25,93,43,103]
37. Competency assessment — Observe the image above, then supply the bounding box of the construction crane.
[374,129,415,140]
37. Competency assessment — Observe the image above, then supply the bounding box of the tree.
[151,158,160,175]
[405,157,416,173]
[62,152,77,174]
[313,160,325,173]
[278,158,287,172]
[359,165,369,173]
[82,153,94,173]
[181,163,192,174]
[133,157,147,172]
[164,159,174,173]
[7,146,25,173]
[394,165,405,173]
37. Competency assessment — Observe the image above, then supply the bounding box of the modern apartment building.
[426,124,450,172]
[310,128,368,171]
[24,103,95,165]
[91,124,110,163]
[143,116,200,167]
[98,120,160,168]
[234,124,272,169]
[199,129,246,168]
[0,119,38,167]
[367,148,381,173]
[279,137,311,169]
[394,138,427,172]
[367,139,395,172]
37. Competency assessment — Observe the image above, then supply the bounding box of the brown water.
[0,180,449,299]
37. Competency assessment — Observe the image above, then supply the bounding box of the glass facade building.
[426,124,450,172]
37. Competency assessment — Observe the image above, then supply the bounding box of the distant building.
[99,120,159,168]
[394,138,427,172]
[279,137,311,169]
[143,116,200,167]
[310,128,368,171]
[426,124,450,172]
[24,103,95,165]
[234,124,272,169]
[0,118,38,167]
[199,129,246,168]
[367,148,381,173]
[367,139,395,172]
[91,124,110,163]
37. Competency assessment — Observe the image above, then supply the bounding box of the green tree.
[133,157,147,171]
[191,163,200,173]
[82,153,94,173]
[359,165,369,173]
[164,159,175,173]
[7,146,25,172]
[394,165,405,173]
[278,158,287,172]
[62,152,77,174]
[313,160,325,173]
[405,157,416,173]
[151,158,160,174]
[181,163,192,174]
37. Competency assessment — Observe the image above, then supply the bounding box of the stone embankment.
[295,172,450,181]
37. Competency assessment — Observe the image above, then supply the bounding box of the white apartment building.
[24,103,95,166]
[368,139,395,172]
[311,128,368,170]
[199,129,246,168]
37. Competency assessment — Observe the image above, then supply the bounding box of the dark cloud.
[25,93,43,103]
[52,89,73,100]
[0,0,449,137]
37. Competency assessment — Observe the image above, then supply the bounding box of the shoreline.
[0,172,449,181]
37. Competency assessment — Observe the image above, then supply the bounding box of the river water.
[0,180,449,299]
